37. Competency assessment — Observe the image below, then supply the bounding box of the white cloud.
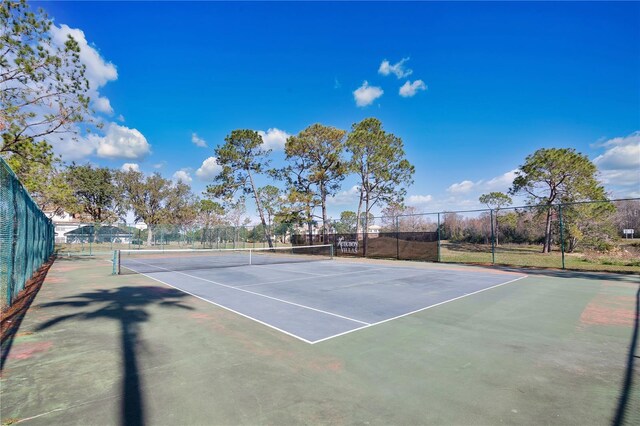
[378,58,413,79]
[406,195,433,206]
[50,131,99,161]
[593,131,640,170]
[50,24,117,88]
[153,161,166,169]
[196,157,222,180]
[593,131,640,196]
[447,180,476,194]
[258,128,290,151]
[191,133,207,148]
[96,123,151,159]
[399,80,427,97]
[93,96,114,114]
[447,170,518,195]
[121,163,140,172]
[49,24,118,118]
[327,185,360,206]
[485,170,518,191]
[173,169,192,183]
[353,81,384,107]
[117,114,125,122]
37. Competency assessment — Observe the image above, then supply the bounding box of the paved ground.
[121,253,526,343]
[1,255,638,425]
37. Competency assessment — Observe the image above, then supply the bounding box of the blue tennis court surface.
[119,256,526,343]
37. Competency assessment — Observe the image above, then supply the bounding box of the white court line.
[237,267,391,288]
[309,275,529,344]
[121,269,316,344]
[124,259,370,326]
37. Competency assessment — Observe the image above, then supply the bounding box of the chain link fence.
[1,158,55,310]
[53,198,640,273]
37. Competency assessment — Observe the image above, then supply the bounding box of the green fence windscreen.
[0,157,55,310]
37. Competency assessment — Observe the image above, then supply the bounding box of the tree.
[197,199,224,246]
[117,171,194,246]
[206,130,274,247]
[1,0,92,170]
[562,201,616,252]
[510,148,607,253]
[283,124,347,240]
[66,163,117,222]
[345,118,414,254]
[257,185,283,233]
[335,211,357,234]
[479,192,512,245]
[6,157,75,217]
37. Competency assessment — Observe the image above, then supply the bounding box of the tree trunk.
[321,183,328,244]
[247,170,274,248]
[355,189,364,243]
[308,220,313,246]
[363,198,369,257]
[543,206,553,253]
[494,212,499,246]
[146,225,153,247]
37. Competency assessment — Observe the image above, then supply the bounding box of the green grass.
[440,241,640,273]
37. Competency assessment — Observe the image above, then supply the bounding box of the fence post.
[559,204,565,269]
[437,213,441,262]
[396,216,400,260]
[490,209,495,264]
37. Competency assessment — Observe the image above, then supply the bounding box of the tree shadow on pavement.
[34,286,194,426]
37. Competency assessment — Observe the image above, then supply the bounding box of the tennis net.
[113,244,334,275]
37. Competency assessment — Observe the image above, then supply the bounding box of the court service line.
[123,270,316,344]
[125,259,371,325]
[309,275,529,344]
[236,267,392,288]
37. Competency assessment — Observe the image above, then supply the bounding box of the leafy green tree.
[479,192,512,245]
[283,124,347,239]
[8,158,75,217]
[206,130,274,247]
[257,185,283,232]
[346,118,414,254]
[66,163,118,222]
[335,210,357,234]
[510,148,607,253]
[562,202,616,252]
[117,171,194,246]
[1,0,92,169]
[197,199,224,246]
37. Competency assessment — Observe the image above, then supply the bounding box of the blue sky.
[38,1,639,220]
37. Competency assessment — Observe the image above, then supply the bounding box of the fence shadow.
[33,286,193,426]
[612,284,639,425]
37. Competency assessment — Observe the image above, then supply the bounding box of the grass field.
[441,240,640,273]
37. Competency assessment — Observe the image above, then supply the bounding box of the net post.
[330,243,334,260]
[112,250,120,275]
[249,249,252,265]
[559,204,565,269]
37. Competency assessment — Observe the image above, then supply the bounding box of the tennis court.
[116,245,526,343]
